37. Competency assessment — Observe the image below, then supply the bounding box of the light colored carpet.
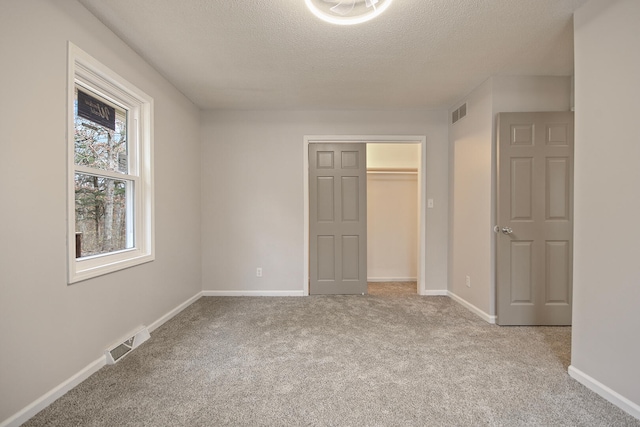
[24,283,639,426]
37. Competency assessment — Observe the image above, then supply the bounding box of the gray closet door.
[309,143,367,295]
[496,112,574,325]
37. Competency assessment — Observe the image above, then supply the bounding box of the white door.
[496,112,574,325]
[309,143,367,295]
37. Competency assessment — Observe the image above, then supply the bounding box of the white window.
[68,43,154,284]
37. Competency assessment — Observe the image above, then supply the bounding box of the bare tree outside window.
[74,89,131,257]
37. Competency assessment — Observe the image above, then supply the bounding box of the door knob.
[494,225,513,235]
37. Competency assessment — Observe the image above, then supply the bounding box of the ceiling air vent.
[106,327,150,364]
[452,102,468,124]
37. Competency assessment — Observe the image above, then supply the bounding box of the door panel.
[317,236,335,280]
[342,235,360,280]
[496,112,574,325]
[341,176,360,221]
[309,143,367,295]
[510,240,533,304]
[546,158,570,219]
[317,177,335,221]
[545,241,570,303]
[511,158,533,220]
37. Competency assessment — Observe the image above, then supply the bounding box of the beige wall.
[572,0,640,410]
[0,0,202,422]
[367,144,419,281]
[367,144,420,169]
[200,110,449,293]
[367,172,418,282]
[448,76,572,317]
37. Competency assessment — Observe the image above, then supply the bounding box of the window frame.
[67,42,154,284]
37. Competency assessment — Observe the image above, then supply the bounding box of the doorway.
[303,135,427,296]
[367,144,420,291]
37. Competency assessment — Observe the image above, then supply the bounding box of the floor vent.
[106,327,150,364]
[452,102,468,124]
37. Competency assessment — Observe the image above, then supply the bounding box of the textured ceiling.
[78,0,588,110]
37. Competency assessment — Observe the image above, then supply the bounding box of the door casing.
[303,135,427,295]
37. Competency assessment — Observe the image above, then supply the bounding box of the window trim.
[67,42,154,284]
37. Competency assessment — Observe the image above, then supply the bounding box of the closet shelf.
[366,167,418,175]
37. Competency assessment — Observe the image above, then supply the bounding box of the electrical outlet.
[465,275,471,288]
[256,267,262,277]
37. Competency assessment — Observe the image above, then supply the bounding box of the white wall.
[448,76,572,318]
[571,0,640,414]
[492,76,574,114]
[0,1,202,423]
[200,110,449,293]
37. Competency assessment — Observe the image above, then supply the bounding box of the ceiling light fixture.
[305,0,394,26]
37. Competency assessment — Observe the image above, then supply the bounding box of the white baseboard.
[422,290,448,296]
[148,291,202,332]
[202,290,305,297]
[1,291,203,427]
[367,277,417,282]
[447,291,497,324]
[0,357,105,427]
[568,365,640,421]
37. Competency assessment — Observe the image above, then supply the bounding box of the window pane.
[75,173,133,258]
[74,87,128,174]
